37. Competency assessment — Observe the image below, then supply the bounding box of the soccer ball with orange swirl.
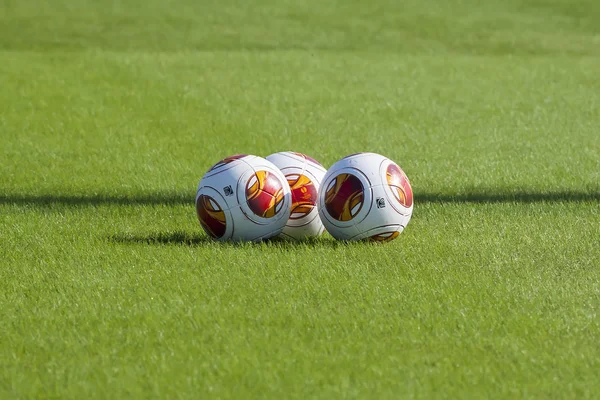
[195,154,292,242]
[266,152,327,240]
[318,152,413,242]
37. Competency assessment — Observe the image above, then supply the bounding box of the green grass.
[1,0,599,398]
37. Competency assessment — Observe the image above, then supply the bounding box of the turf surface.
[1,0,599,398]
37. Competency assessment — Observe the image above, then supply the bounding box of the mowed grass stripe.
[1,190,600,207]
[1,51,599,197]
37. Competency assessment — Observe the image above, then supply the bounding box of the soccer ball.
[266,151,327,240]
[318,152,413,242]
[195,154,292,242]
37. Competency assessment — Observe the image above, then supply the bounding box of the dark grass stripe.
[1,190,599,207]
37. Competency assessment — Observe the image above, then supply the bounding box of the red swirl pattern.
[196,195,226,238]
[287,174,318,220]
[324,173,364,221]
[246,170,285,218]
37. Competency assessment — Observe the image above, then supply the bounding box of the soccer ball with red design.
[318,152,413,242]
[195,154,292,242]
[266,151,327,240]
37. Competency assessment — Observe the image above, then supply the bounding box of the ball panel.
[228,204,286,242]
[370,231,400,242]
[281,216,325,239]
[266,151,326,240]
[208,154,248,172]
[202,155,255,183]
[342,152,367,159]
[319,153,412,242]
[319,168,373,230]
[246,190,284,218]
[287,174,318,220]
[290,203,314,219]
[198,154,291,241]
[351,224,404,242]
[236,164,291,226]
[386,163,413,208]
[324,173,364,222]
[291,151,324,167]
[196,195,227,239]
[245,170,285,218]
[245,170,284,197]
[325,219,361,241]
[362,184,411,228]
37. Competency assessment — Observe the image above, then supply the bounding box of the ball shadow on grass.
[109,231,214,246]
[107,230,356,248]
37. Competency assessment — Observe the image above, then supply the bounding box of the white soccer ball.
[318,152,413,242]
[266,151,327,240]
[195,154,292,242]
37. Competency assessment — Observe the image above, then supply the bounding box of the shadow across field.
[417,191,600,204]
[0,193,191,207]
[2,190,599,207]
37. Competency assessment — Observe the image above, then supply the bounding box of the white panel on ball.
[195,154,292,242]
[318,152,413,242]
[266,151,327,240]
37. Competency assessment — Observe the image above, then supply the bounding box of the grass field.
[1,0,599,398]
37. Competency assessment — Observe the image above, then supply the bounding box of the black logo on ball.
[376,198,386,208]
[223,185,234,196]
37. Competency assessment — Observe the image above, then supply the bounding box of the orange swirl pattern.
[386,164,413,208]
[324,173,364,221]
[196,195,226,238]
[287,174,318,220]
[370,231,399,242]
[245,170,285,218]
